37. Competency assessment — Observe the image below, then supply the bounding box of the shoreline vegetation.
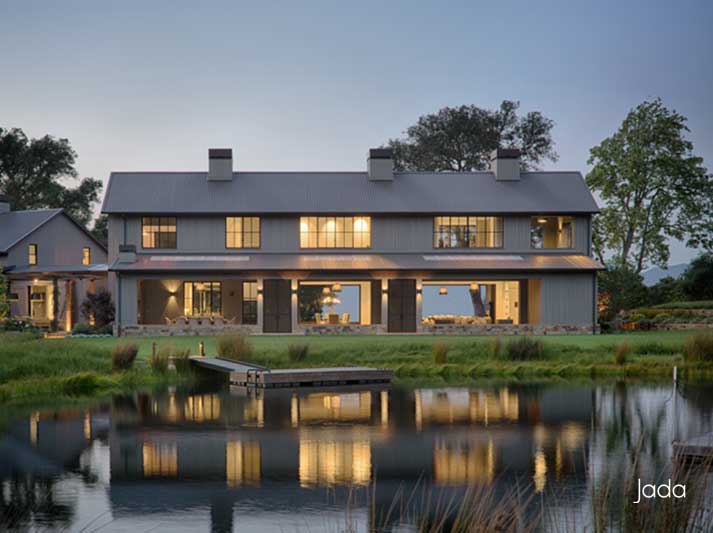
[1,330,713,404]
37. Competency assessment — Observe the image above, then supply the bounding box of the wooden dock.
[674,432,713,462]
[190,357,392,388]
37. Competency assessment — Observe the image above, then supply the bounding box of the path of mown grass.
[2,329,708,393]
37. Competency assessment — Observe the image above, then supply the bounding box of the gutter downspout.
[116,273,121,337]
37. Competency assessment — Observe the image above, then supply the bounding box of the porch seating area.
[421,314,492,326]
[163,316,238,327]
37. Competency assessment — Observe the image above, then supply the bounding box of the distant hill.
[642,263,688,286]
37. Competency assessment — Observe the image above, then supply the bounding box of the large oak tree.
[387,101,558,171]
[0,127,102,227]
[587,99,712,273]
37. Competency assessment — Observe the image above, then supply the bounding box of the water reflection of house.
[102,385,593,531]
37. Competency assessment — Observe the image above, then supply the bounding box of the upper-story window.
[300,216,371,248]
[226,217,260,248]
[142,217,177,249]
[82,247,91,265]
[433,216,503,248]
[28,243,37,265]
[530,216,574,249]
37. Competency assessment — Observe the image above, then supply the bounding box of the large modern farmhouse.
[0,196,108,331]
[102,148,602,336]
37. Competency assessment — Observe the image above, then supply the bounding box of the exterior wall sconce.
[382,288,388,294]
[416,288,423,294]
[257,288,263,295]
[438,287,448,295]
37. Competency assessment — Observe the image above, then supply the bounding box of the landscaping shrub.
[504,337,544,361]
[72,323,93,335]
[489,337,503,359]
[112,343,138,370]
[287,343,309,363]
[80,289,115,327]
[613,342,630,365]
[432,342,450,364]
[683,331,713,362]
[635,341,676,355]
[149,350,169,373]
[62,372,100,395]
[217,334,253,360]
[0,317,40,334]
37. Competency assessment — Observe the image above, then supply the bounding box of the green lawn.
[2,329,712,404]
[77,329,698,358]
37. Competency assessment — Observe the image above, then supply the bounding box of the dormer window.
[28,243,37,265]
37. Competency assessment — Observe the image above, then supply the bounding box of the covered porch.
[4,265,108,332]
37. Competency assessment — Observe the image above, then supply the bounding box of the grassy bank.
[1,329,708,389]
[0,334,189,403]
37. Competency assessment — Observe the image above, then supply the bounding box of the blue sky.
[1,1,711,264]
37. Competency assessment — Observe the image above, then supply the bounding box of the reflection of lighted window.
[184,394,221,422]
[296,392,371,423]
[142,442,178,478]
[226,441,261,487]
[298,435,371,487]
[414,389,519,426]
[299,216,371,248]
[433,439,495,485]
[530,216,574,249]
[533,450,547,493]
[29,411,40,446]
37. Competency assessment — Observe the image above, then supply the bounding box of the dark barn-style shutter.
[263,279,292,333]
[387,279,416,333]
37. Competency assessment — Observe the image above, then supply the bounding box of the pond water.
[1,380,713,531]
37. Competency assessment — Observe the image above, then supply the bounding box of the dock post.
[199,340,205,357]
[672,366,678,445]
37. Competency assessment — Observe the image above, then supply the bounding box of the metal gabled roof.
[101,170,600,215]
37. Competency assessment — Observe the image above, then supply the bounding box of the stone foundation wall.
[119,324,262,336]
[300,324,386,335]
[420,324,596,335]
[118,323,595,336]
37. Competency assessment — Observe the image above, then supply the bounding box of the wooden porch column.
[256,278,264,331]
[51,278,59,332]
[290,279,298,333]
[64,279,74,332]
[415,278,423,332]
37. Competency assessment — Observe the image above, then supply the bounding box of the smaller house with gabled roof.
[0,195,108,330]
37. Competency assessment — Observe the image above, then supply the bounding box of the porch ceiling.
[109,254,603,272]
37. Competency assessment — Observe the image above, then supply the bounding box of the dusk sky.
[1,1,711,265]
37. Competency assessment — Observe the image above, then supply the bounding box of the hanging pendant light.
[438,287,448,295]
[332,283,342,293]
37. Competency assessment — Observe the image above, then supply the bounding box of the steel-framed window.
[183,281,222,316]
[82,247,91,265]
[226,217,260,248]
[142,217,177,249]
[299,216,371,249]
[530,216,574,249]
[242,281,258,324]
[433,216,503,248]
